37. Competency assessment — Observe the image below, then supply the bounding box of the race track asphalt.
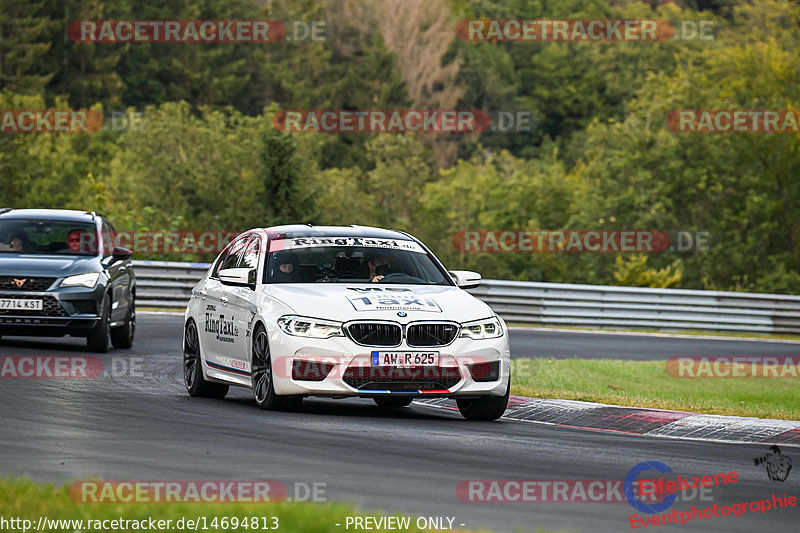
[0,313,797,532]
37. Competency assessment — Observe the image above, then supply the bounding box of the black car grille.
[0,276,55,291]
[346,323,402,346]
[0,317,66,325]
[406,323,459,346]
[342,366,462,391]
[0,295,67,316]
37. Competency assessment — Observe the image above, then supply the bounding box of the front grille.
[342,366,462,390]
[0,295,67,316]
[0,317,66,325]
[0,276,55,291]
[346,323,402,346]
[407,323,459,346]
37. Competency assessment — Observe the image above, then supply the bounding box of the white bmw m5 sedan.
[183,225,510,420]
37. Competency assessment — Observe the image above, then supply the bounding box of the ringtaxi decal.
[346,289,442,312]
[271,237,425,253]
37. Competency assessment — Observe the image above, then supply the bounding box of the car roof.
[0,208,99,222]
[259,225,414,241]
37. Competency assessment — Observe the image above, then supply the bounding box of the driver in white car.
[367,252,396,282]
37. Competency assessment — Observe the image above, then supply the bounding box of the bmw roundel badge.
[397,311,407,317]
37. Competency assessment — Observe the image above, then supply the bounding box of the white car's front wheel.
[251,325,302,411]
[456,378,510,421]
[374,397,413,408]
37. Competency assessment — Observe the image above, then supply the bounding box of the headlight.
[459,317,503,339]
[60,272,100,288]
[277,315,344,339]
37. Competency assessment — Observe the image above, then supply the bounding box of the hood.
[262,283,494,323]
[0,253,101,278]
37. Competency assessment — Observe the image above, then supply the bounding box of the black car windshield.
[265,242,451,285]
[0,220,99,255]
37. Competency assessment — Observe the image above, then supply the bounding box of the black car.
[0,208,135,352]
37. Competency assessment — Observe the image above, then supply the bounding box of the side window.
[101,221,115,257]
[212,236,249,277]
[241,236,260,270]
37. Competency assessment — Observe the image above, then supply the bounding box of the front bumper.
[262,328,510,398]
[0,284,104,337]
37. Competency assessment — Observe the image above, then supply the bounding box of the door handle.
[220,296,228,305]
[200,290,207,300]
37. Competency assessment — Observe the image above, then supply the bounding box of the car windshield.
[0,219,99,256]
[265,242,451,285]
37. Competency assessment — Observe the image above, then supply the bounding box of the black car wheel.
[86,293,111,353]
[110,293,135,349]
[183,319,228,398]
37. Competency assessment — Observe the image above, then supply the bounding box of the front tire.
[456,381,510,421]
[183,320,228,399]
[251,325,302,411]
[87,294,111,353]
[374,397,413,408]
[110,293,135,349]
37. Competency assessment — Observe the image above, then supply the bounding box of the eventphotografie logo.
[753,446,792,482]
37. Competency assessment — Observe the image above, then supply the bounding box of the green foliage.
[613,254,682,288]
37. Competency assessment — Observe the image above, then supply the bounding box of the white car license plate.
[0,298,43,310]
[371,351,439,367]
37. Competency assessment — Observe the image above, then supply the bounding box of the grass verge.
[0,478,563,533]
[510,359,800,420]
[507,324,800,342]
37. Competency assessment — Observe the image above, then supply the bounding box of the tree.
[0,0,53,94]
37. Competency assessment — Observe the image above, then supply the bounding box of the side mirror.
[449,270,481,289]
[219,268,257,290]
[112,246,133,261]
